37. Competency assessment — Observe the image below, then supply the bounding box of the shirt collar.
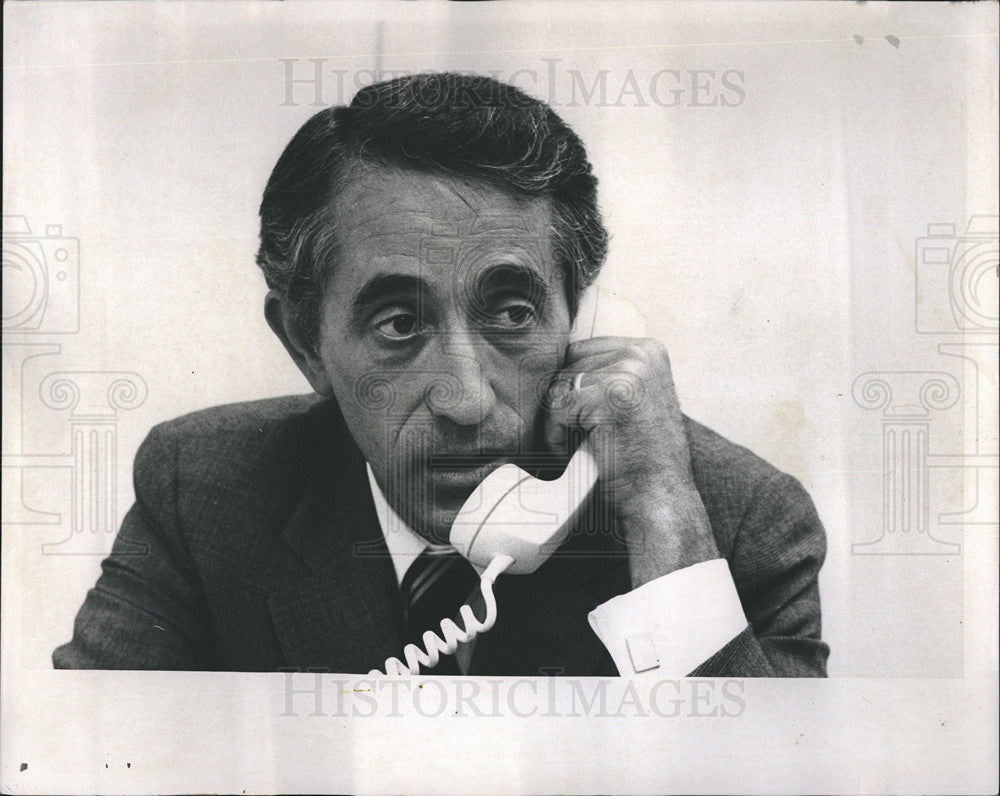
[365,463,453,586]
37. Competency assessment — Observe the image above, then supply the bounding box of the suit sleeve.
[688,471,829,677]
[52,426,214,670]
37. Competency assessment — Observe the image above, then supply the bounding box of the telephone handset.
[373,285,648,676]
[450,285,648,574]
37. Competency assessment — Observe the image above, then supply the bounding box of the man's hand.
[545,336,720,587]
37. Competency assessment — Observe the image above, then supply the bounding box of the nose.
[425,327,497,427]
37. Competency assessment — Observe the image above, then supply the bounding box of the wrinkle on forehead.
[440,178,482,215]
[332,164,551,244]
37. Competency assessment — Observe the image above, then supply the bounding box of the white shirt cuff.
[587,558,747,677]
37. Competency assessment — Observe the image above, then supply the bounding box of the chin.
[419,503,464,546]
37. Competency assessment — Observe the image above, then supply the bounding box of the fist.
[543,335,719,580]
[544,335,695,515]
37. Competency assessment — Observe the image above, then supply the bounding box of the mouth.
[428,454,512,495]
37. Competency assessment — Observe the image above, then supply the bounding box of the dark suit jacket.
[53,394,828,676]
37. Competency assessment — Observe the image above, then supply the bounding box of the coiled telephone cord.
[370,554,514,676]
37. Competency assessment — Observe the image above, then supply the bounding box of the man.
[54,73,828,676]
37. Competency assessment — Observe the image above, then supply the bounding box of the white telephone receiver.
[373,285,647,676]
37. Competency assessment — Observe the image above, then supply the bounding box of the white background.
[3,1,997,793]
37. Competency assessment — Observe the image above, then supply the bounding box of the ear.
[264,290,334,396]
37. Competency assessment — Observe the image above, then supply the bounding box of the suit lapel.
[269,407,405,673]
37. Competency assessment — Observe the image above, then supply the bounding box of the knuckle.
[624,342,646,360]
[639,336,669,363]
[602,370,647,413]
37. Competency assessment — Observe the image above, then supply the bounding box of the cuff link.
[626,632,660,673]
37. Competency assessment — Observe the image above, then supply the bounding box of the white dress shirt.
[366,464,747,676]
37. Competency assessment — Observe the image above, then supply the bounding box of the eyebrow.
[350,274,430,322]
[348,262,552,329]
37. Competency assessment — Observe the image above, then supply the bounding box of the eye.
[373,310,422,341]
[492,298,537,329]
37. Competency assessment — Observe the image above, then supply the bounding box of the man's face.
[312,165,572,543]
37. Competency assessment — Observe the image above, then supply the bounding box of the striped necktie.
[401,548,479,675]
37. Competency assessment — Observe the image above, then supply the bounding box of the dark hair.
[256,72,608,343]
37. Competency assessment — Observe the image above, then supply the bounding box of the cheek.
[322,350,429,462]
[318,343,389,450]
[504,338,568,421]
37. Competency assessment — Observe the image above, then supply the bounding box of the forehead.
[328,165,557,294]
